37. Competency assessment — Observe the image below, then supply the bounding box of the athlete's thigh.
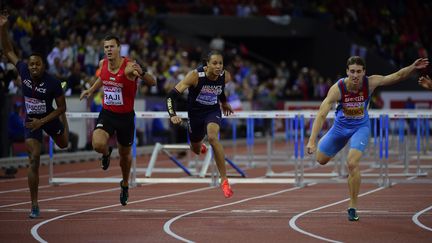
[115,113,135,146]
[188,116,206,143]
[349,124,370,153]
[43,118,67,146]
[318,124,351,157]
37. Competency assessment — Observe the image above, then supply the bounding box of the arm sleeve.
[166,88,181,117]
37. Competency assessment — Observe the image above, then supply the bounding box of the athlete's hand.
[0,11,8,26]
[170,115,182,125]
[413,58,429,70]
[132,63,143,77]
[80,89,92,100]
[25,118,44,132]
[419,75,432,90]
[306,140,316,155]
[221,102,234,116]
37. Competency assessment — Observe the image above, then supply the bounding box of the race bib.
[342,102,365,119]
[104,86,123,105]
[24,97,47,114]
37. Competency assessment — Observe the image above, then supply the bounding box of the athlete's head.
[103,35,121,60]
[346,56,366,87]
[205,50,223,78]
[28,53,45,79]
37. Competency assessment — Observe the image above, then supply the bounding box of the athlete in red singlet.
[80,35,156,206]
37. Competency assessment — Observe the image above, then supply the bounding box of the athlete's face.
[346,64,365,87]
[104,39,120,60]
[28,56,44,79]
[206,54,223,77]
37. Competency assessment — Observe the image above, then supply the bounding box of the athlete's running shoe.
[221,179,233,198]
[101,146,113,170]
[200,143,208,154]
[29,205,40,219]
[120,180,129,206]
[347,208,359,221]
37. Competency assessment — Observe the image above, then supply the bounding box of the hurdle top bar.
[66,110,432,119]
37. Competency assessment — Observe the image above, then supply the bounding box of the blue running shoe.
[347,208,359,221]
[29,205,40,219]
[120,180,129,206]
[101,147,113,170]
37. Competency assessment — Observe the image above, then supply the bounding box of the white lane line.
[412,205,432,232]
[289,187,385,243]
[0,187,120,208]
[0,167,104,184]
[31,186,213,243]
[0,184,53,194]
[163,186,303,243]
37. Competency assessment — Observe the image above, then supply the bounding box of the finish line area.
[37,109,432,188]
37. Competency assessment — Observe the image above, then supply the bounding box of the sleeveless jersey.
[187,66,225,116]
[334,77,370,127]
[100,57,137,113]
[16,61,63,119]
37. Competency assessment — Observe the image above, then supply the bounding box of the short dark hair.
[103,35,120,46]
[29,52,47,66]
[347,56,366,69]
[202,50,223,65]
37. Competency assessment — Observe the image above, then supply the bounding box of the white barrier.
[45,110,431,186]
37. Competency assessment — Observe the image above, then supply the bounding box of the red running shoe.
[221,179,234,198]
[200,143,208,154]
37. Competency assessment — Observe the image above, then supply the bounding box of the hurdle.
[47,110,431,186]
[144,142,212,177]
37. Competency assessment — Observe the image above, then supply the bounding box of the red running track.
[0,151,431,243]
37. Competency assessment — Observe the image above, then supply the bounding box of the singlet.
[187,66,225,116]
[16,61,63,119]
[100,57,137,113]
[334,77,370,127]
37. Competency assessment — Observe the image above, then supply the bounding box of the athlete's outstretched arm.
[419,75,432,90]
[306,84,340,154]
[369,58,429,90]
[0,13,18,65]
[166,70,198,125]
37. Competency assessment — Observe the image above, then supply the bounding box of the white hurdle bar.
[144,142,213,178]
[47,110,431,185]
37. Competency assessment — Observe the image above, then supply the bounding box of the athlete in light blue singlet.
[307,56,429,221]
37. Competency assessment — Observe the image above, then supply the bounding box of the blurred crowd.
[1,0,430,109]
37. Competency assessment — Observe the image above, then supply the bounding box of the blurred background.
[1,0,431,158]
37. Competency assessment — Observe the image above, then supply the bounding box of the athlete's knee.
[207,134,218,145]
[56,138,68,149]
[92,140,106,153]
[316,153,331,165]
[28,157,40,171]
[190,143,201,155]
[347,160,359,173]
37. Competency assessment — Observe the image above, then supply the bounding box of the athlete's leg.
[206,122,227,182]
[317,124,349,165]
[347,148,362,209]
[50,115,69,149]
[347,125,370,209]
[25,138,41,208]
[92,129,110,156]
[117,144,132,187]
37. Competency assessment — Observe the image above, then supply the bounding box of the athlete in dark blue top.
[1,13,69,219]
[166,51,234,198]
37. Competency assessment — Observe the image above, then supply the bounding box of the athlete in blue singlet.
[307,56,429,221]
[1,13,70,219]
[166,51,234,198]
